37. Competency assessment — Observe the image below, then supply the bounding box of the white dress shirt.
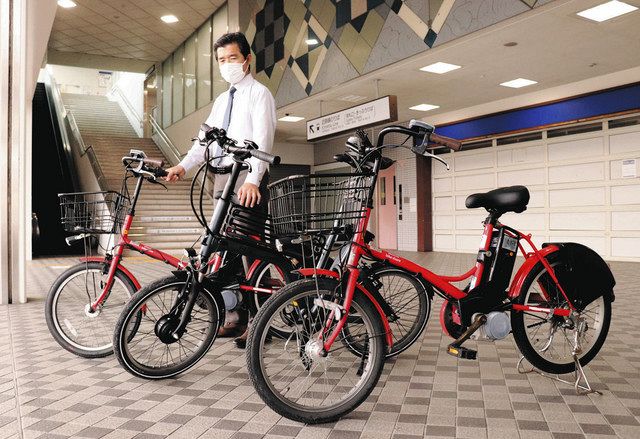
[179,73,277,186]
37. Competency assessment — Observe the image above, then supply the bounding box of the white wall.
[109,71,145,137]
[48,65,113,95]
[432,114,640,262]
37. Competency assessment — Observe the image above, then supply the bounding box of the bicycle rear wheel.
[247,278,386,424]
[45,261,136,358]
[113,275,224,379]
[511,254,612,374]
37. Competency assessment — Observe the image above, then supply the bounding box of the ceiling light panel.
[279,116,305,122]
[420,62,461,74]
[409,104,440,111]
[161,15,179,23]
[57,0,76,8]
[577,1,638,22]
[499,78,537,88]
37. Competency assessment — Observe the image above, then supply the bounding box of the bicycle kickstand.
[517,316,602,396]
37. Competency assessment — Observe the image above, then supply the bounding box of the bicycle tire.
[247,277,387,424]
[511,253,612,374]
[113,275,224,379]
[366,265,431,357]
[45,261,137,358]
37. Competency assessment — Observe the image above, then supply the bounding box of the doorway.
[377,163,397,250]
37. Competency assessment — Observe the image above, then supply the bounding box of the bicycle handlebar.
[429,133,462,151]
[200,124,281,165]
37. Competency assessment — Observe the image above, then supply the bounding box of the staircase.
[62,93,211,254]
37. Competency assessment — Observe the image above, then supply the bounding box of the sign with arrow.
[306,95,397,141]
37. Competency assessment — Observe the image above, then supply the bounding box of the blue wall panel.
[437,83,640,140]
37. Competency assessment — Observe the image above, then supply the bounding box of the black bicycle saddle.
[465,186,530,214]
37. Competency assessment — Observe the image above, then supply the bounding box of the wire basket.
[268,173,374,238]
[58,191,130,234]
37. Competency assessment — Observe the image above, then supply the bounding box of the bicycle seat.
[465,186,530,214]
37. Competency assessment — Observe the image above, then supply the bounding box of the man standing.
[164,32,277,346]
[165,31,276,209]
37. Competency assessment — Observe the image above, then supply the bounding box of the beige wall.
[432,114,640,262]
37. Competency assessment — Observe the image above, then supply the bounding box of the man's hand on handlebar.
[165,165,185,182]
[238,182,261,208]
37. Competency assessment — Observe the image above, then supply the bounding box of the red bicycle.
[247,121,615,424]
[46,150,293,358]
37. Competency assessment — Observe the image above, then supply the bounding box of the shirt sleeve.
[178,101,219,174]
[244,85,277,186]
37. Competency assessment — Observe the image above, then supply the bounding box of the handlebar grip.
[154,168,168,178]
[143,158,165,168]
[250,149,281,165]
[429,133,462,151]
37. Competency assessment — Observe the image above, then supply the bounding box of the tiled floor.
[1,252,639,439]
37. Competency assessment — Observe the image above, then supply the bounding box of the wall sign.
[622,159,637,178]
[306,95,397,141]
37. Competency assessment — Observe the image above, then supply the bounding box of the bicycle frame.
[83,169,282,312]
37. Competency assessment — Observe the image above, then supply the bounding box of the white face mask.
[220,60,247,84]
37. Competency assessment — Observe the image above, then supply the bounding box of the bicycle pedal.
[447,345,477,360]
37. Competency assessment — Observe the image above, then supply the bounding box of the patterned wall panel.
[244,0,550,107]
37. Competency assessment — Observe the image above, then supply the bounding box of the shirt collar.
[230,73,254,92]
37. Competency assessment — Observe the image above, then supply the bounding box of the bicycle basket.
[268,173,374,237]
[58,191,130,234]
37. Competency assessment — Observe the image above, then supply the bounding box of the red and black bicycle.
[46,148,294,359]
[246,121,615,424]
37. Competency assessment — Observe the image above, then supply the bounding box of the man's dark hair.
[213,32,251,60]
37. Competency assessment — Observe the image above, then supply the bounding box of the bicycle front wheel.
[247,278,387,424]
[113,275,224,379]
[45,261,136,358]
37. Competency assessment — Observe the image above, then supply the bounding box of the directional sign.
[306,95,398,141]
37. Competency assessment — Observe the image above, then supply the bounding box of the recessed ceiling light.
[161,15,179,23]
[305,39,319,45]
[279,115,305,122]
[57,0,77,8]
[500,78,537,88]
[409,104,440,112]
[577,0,637,22]
[420,62,461,74]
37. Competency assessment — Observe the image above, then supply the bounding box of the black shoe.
[234,330,271,349]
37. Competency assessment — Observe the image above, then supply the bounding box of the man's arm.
[245,87,276,186]
[165,99,220,181]
[237,86,276,207]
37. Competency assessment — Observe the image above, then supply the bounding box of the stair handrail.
[43,70,108,192]
[108,82,144,138]
[148,113,184,166]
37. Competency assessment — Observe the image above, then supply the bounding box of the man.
[164,32,277,347]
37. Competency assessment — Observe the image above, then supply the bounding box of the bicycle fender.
[79,257,142,290]
[295,268,338,278]
[295,268,394,348]
[356,283,394,349]
[507,245,560,300]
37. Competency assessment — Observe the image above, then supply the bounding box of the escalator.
[31,82,78,256]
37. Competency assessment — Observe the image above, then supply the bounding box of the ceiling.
[49,0,224,62]
[274,0,640,142]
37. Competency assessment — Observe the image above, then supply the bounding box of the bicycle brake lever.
[423,151,450,170]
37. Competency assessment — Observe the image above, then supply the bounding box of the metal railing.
[148,113,184,166]
[43,70,108,192]
[108,83,144,138]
